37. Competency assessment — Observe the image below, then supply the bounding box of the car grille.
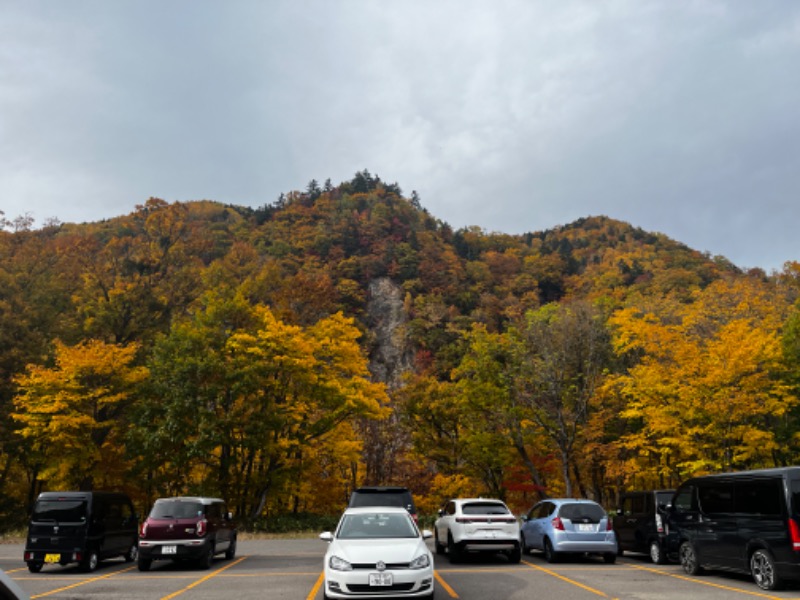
[351,562,410,570]
[347,583,416,592]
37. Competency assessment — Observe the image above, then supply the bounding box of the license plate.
[577,524,595,532]
[44,553,61,563]
[161,545,177,554]
[369,572,393,586]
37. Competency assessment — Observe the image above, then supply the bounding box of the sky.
[2,1,799,272]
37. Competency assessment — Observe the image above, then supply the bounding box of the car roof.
[451,498,507,505]
[544,498,602,504]
[154,496,225,505]
[343,506,413,516]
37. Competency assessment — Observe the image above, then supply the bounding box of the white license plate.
[577,524,595,532]
[369,572,393,586]
[161,545,177,554]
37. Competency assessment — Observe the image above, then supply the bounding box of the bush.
[243,512,340,534]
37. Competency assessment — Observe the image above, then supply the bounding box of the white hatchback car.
[434,498,521,563]
[320,506,435,599]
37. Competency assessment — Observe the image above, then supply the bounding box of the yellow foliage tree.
[13,340,148,491]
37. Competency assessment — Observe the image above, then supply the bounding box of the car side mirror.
[616,508,623,516]
[319,532,334,542]
[437,509,444,517]
[227,512,233,521]
[421,529,433,539]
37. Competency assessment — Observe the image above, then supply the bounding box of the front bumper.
[324,566,434,598]
[138,538,211,561]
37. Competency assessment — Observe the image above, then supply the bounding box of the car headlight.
[329,555,353,571]
[409,553,430,569]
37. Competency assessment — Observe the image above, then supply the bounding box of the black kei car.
[613,489,674,564]
[24,491,139,573]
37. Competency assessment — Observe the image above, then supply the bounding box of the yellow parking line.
[31,565,137,598]
[434,570,459,598]
[630,564,785,599]
[160,556,247,600]
[522,560,610,597]
[307,572,324,600]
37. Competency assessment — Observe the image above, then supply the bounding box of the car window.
[350,492,414,511]
[558,503,606,522]
[338,513,418,539]
[698,483,734,514]
[462,502,510,515]
[151,500,204,519]
[32,499,88,523]
[446,501,456,515]
[673,486,697,513]
[735,480,782,516]
[655,491,673,509]
[532,502,553,519]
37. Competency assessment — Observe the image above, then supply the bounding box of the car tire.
[543,538,559,564]
[27,561,43,573]
[198,544,215,570]
[520,534,531,555]
[80,549,99,573]
[679,541,703,575]
[225,537,237,560]
[508,545,522,564]
[137,557,152,572]
[447,532,461,564]
[124,543,138,562]
[603,552,616,564]
[649,540,666,565]
[434,531,445,555]
[751,548,781,591]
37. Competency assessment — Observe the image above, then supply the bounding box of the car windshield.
[462,502,509,515]
[32,499,87,523]
[338,513,418,539]
[559,503,606,522]
[656,491,673,508]
[150,500,204,519]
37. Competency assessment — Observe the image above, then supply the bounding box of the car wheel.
[225,537,237,560]
[198,544,215,569]
[124,543,138,562]
[447,532,461,564]
[80,549,99,572]
[751,549,781,591]
[543,538,559,564]
[27,561,43,573]
[137,557,152,572]
[649,540,666,565]
[603,552,616,564]
[679,541,703,575]
[434,530,445,555]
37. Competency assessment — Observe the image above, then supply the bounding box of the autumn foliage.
[0,174,798,530]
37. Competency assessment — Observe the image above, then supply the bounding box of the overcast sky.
[2,1,798,271]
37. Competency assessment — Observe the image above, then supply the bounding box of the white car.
[434,498,521,563]
[320,506,435,599]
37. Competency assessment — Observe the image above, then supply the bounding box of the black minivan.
[668,467,800,590]
[24,491,138,573]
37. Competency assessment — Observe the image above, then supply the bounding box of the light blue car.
[520,498,617,563]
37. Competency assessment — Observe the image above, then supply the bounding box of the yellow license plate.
[44,553,61,563]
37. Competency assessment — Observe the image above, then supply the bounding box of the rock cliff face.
[366,277,414,390]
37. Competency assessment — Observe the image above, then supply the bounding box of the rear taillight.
[140,521,148,537]
[788,518,800,551]
[606,518,613,531]
[197,519,207,537]
[655,513,664,534]
[552,516,565,531]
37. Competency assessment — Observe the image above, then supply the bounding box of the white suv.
[434,498,521,563]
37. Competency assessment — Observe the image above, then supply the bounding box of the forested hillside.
[1,170,798,529]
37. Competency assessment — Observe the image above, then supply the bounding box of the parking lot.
[4,537,800,600]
